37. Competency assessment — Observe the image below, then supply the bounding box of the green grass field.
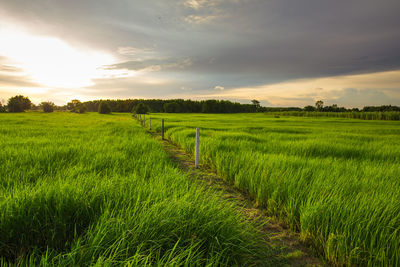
[147,113,400,266]
[0,112,280,266]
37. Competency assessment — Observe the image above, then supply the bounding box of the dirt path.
[144,125,326,266]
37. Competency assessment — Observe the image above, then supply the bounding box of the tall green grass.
[0,112,279,266]
[149,113,400,266]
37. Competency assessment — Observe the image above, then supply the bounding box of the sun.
[0,25,123,89]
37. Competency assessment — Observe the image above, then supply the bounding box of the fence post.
[195,128,199,168]
[149,117,152,130]
[162,119,165,140]
[143,114,145,127]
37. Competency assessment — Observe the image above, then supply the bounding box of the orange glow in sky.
[0,25,132,89]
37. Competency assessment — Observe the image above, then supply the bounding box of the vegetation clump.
[7,95,31,113]
[67,100,87,113]
[132,103,150,114]
[0,103,6,113]
[40,102,55,113]
[163,102,181,113]
[98,101,112,114]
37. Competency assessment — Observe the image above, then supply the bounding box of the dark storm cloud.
[173,0,400,84]
[0,0,399,101]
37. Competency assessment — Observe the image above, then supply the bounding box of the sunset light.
[0,25,123,89]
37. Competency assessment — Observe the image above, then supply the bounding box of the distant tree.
[56,105,68,111]
[330,104,339,112]
[7,95,32,112]
[304,105,316,111]
[201,100,218,113]
[362,105,400,112]
[251,99,261,111]
[31,103,39,111]
[98,101,112,114]
[67,99,86,113]
[77,104,87,113]
[132,103,150,114]
[40,101,55,113]
[0,103,6,113]
[315,100,324,111]
[163,102,181,113]
[67,100,81,112]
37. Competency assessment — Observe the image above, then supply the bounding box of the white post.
[195,128,199,168]
[162,119,164,140]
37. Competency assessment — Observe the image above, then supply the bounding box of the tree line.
[0,96,263,114]
[0,95,57,113]
[81,99,263,113]
[1,95,399,115]
[263,101,400,120]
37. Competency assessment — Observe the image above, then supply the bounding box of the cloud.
[181,0,232,24]
[214,85,224,90]
[105,57,192,73]
[0,64,23,72]
[2,1,399,82]
[184,15,218,24]
[180,86,192,91]
[325,88,395,107]
[0,73,40,87]
[117,46,154,56]
[202,70,400,107]
[183,0,205,10]
[0,0,399,106]
[183,0,219,10]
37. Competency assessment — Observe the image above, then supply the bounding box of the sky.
[0,0,399,107]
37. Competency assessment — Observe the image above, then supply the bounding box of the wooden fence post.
[162,119,165,140]
[195,128,199,168]
[149,117,152,130]
[143,114,145,127]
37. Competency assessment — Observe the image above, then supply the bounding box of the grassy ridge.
[149,113,400,266]
[0,112,278,266]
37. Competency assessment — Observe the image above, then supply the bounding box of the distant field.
[0,112,277,265]
[149,113,400,266]
[264,111,400,120]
